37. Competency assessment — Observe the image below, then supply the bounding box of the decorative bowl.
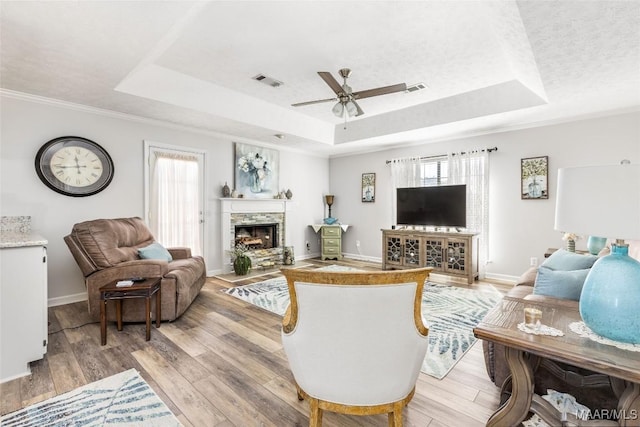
[323,217,338,225]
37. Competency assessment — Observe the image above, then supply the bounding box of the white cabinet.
[1,242,48,383]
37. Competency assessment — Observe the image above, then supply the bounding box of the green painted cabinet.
[321,225,343,260]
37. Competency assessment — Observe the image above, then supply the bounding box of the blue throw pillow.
[541,249,598,271]
[138,242,173,262]
[533,266,590,300]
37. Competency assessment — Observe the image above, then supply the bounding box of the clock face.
[35,136,114,197]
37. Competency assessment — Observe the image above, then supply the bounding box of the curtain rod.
[385,147,498,164]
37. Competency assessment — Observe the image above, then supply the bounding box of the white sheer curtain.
[389,157,423,188]
[150,151,202,256]
[448,151,490,277]
[389,157,423,220]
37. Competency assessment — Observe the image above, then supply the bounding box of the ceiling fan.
[292,68,407,119]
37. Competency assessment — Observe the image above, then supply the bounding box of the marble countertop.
[0,232,48,248]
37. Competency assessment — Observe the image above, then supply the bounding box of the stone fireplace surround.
[221,198,294,272]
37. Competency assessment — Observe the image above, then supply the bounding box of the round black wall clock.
[35,136,114,197]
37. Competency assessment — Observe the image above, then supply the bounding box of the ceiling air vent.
[405,82,427,93]
[253,74,284,88]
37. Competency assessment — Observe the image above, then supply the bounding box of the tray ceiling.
[1,1,639,155]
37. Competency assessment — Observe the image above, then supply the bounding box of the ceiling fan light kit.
[293,68,408,122]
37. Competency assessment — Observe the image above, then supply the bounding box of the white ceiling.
[1,1,639,156]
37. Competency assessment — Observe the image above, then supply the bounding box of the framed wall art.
[521,156,548,199]
[362,172,375,202]
[234,143,279,198]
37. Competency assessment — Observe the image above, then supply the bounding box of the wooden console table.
[381,229,478,284]
[474,296,640,426]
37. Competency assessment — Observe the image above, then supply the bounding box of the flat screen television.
[396,185,467,228]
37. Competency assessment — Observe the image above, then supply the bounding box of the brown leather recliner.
[64,217,206,322]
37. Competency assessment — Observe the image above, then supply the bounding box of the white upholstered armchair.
[280,267,432,426]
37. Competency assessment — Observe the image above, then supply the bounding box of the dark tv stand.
[381,229,479,284]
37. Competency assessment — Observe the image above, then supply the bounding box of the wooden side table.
[99,277,161,345]
[474,296,640,426]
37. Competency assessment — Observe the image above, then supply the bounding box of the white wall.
[0,95,329,305]
[2,93,637,304]
[329,111,640,280]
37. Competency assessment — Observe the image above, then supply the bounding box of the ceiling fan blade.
[318,71,343,95]
[353,83,407,100]
[291,97,337,107]
[352,100,365,117]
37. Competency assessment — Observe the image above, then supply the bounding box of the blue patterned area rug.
[0,369,181,426]
[224,266,502,379]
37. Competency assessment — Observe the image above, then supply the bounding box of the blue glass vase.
[579,244,640,344]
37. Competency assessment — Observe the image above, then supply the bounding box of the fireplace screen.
[234,223,279,250]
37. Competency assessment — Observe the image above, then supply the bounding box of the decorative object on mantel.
[285,189,293,199]
[228,243,252,275]
[521,156,548,199]
[324,194,338,224]
[561,232,580,252]
[555,161,640,343]
[586,235,607,255]
[361,172,375,202]
[222,182,231,197]
[234,142,279,198]
[231,188,238,198]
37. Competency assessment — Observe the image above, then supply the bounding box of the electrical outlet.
[530,257,538,267]
[356,240,361,246]
[306,241,310,251]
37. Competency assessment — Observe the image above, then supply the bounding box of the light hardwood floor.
[1,258,511,426]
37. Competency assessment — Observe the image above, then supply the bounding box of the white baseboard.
[296,252,320,260]
[48,292,87,307]
[342,253,382,263]
[484,272,519,284]
[207,268,224,277]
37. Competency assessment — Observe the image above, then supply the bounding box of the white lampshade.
[554,163,640,240]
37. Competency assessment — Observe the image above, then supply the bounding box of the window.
[420,158,448,186]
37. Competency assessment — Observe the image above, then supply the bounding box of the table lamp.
[554,161,640,343]
[324,195,337,224]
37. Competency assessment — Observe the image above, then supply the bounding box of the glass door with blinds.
[144,141,205,257]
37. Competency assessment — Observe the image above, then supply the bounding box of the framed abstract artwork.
[521,156,548,199]
[362,172,375,202]
[234,143,279,198]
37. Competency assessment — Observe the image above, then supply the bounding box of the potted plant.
[228,243,252,275]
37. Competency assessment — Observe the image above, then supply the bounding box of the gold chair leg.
[309,398,323,427]
[296,384,304,401]
[388,402,403,427]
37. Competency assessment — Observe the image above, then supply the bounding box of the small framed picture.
[362,173,375,202]
[521,156,548,199]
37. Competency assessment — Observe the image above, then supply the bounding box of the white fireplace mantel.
[220,198,295,271]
